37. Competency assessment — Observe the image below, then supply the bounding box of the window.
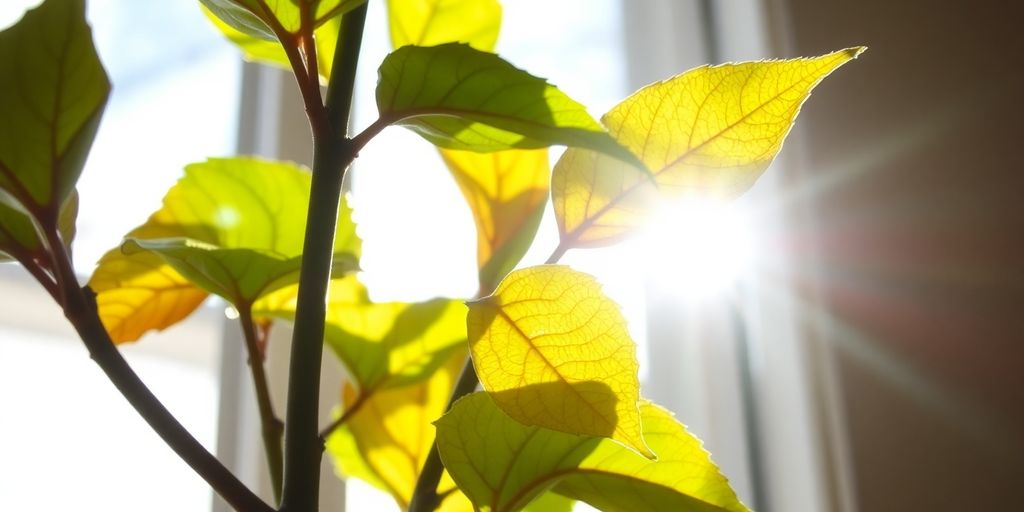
[0,1,240,511]
[2,1,837,511]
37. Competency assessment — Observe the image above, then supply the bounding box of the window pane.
[0,2,240,511]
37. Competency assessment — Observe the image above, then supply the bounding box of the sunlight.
[640,197,755,298]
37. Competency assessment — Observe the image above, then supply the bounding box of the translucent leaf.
[441,149,549,293]
[387,0,501,51]
[467,265,652,457]
[88,157,360,342]
[326,354,470,511]
[255,276,466,392]
[202,6,342,81]
[123,238,357,306]
[0,191,76,264]
[200,0,364,38]
[554,48,865,247]
[376,43,636,162]
[437,392,751,512]
[0,0,109,215]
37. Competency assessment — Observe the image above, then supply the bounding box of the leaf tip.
[845,46,868,59]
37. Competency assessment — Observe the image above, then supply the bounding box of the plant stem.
[41,227,271,512]
[238,305,284,504]
[279,4,367,512]
[545,242,569,265]
[407,359,479,512]
[318,390,368,441]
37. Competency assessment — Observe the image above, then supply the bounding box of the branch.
[317,389,368,442]
[40,227,271,512]
[238,305,284,504]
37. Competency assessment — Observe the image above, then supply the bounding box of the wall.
[774,1,1024,510]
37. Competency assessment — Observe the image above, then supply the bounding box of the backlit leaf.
[200,0,364,38]
[437,392,751,512]
[326,353,470,511]
[202,6,342,81]
[441,149,549,293]
[554,48,865,247]
[387,0,501,51]
[89,157,360,342]
[0,0,109,216]
[467,265,652,457]
[0,191,76,264]
[123,238,357,305]
[376,43,635,161]
[255,276,466,392]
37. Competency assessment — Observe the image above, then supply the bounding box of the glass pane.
[0,2,240,511]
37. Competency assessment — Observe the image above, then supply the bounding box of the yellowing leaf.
[255,276,466,392]
[554,48,865,248]
[467,265,651,457]
[326,353,469,511]
[201,0,363,38]
[376,43,636,162]
[88,217,206,343]
[202,6,342,82]
[441,149,549,293]
[387,0,501,51]
[89,157,360,342]
[437,393,751,512]
[0,0,109,215]
[123,238,357,305]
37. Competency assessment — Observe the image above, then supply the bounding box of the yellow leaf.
[89,158,359,343]
[441,149,549,293]
[326,353,470,511]
[89,222,206,343]
[256,276,467,393]
[387,0,501,52]
[437,393,750,512]
[202,6,342,82]
[554,47,865,247]
[467,265,652,458]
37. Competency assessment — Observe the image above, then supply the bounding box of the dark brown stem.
[238,305,284,504]
[40,227,271,512]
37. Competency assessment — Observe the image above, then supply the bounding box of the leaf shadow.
[486,380,619,439]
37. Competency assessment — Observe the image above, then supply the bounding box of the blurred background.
[0,0,1021,511]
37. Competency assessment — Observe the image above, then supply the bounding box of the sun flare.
[641,197,755,297]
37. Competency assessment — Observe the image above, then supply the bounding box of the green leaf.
[436,392,751,512]
[0,191,76,264]
[202,6,342,81]
[553,48,865,248]
[326,354,470,511]
[201,0,364,37]
[387,0,502,51]
[522,493,574,512]
[376,43,636,161]
[89,157,360,341]
[255,276,467,392]
[467,265,652,457]
[0,0,109,216]
[123,238,357,306]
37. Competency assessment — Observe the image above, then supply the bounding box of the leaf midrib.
[563,64,828,245]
